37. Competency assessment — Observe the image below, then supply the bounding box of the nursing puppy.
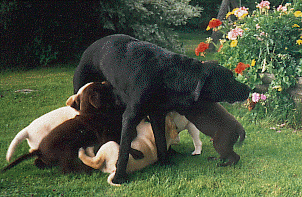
[2,82,129,173]
[73,34,251,183]
[6,106,79,162]
[78,114,180,186]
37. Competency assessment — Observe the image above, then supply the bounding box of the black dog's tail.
[1,150,40,173]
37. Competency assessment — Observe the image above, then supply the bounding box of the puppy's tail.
[6,128,29,162]
[107,172,121,187]
[2,150,40,173]
[237,128,246,146]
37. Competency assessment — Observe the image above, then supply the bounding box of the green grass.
[178,31,217,60]
[1,34,302,196]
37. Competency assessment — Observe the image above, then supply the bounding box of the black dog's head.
[66,81,118,113]
[197,61,251,103]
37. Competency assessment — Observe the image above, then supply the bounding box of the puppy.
[6,106,79,162]
[183,102,245,166]
[2,82,129,173]
[169,112,202,155]
[73,34,251,183]
[78,114,180,186]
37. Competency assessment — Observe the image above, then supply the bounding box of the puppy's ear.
[66,95,80,110]
[89,92,102,109]
[66,95,76,106]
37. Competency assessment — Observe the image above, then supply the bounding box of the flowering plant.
[196,1,302,120]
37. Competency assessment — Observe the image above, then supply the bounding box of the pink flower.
[256,24,260,30]
[227,27,244,40]
[277,5,287,12]
[256,1,270,9]
[234,7,249,19]
[260,94,267,101]
[252,93,261,102]
[257,32,268,41]
[252,93,267,103]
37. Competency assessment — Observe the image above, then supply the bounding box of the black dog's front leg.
[112,110,139,184]
[149,112,168,164]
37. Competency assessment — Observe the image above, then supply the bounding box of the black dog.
[73,34,251,184]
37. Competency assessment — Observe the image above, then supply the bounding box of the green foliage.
[0,1,202,70]
[0,0,17,30]
[209,2,302,125]
[0,1,108,70]
[99,0,202,51]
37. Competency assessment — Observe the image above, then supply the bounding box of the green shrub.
[99,0,202,51]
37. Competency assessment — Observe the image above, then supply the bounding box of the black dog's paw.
[167,147,180,156]
[112,174,128,184]
[129,148,144,160]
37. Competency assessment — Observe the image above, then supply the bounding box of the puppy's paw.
[191,151,202,156]
[108,172,121,187]
[192,146,202,155]
[78,147,85,158]
[34,158,47,169]
[217,161,233,167]
[207,157,217,161]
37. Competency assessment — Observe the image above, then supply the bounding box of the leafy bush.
[99,0,202,51]
[196,1,302,126]
[0,1,105,70]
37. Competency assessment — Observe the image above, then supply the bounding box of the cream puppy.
[5,83,94,162]
[6,106,79,162]
[78,114,180,186]
[168,112,202,155]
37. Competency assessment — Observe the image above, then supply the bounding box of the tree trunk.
[209,0,238,51]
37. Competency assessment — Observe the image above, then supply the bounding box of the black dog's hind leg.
[149,112,168,164]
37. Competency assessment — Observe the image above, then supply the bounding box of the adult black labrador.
[73,34,251,184]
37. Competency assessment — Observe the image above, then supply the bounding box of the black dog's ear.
[192,71,209,102]
[66,95,81,110]
[193,80,202,102]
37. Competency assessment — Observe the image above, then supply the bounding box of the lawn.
[1,33,302,196]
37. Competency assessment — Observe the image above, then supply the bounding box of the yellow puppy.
[78,114,179,186]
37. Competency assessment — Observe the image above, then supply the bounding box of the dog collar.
[193,80,202,102]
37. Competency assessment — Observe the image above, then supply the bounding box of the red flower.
[208,18,222,29]
[234,62,250,74]
[195,42,209,56]
[217,44,223,52]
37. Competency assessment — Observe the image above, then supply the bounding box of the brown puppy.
[78,114,180,186]
[183,102,245,166]
[1,82,130,173]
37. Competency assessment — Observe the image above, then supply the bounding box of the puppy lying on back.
[2,82,138,173]
[78,114,180,186]
[6,106,79,162]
